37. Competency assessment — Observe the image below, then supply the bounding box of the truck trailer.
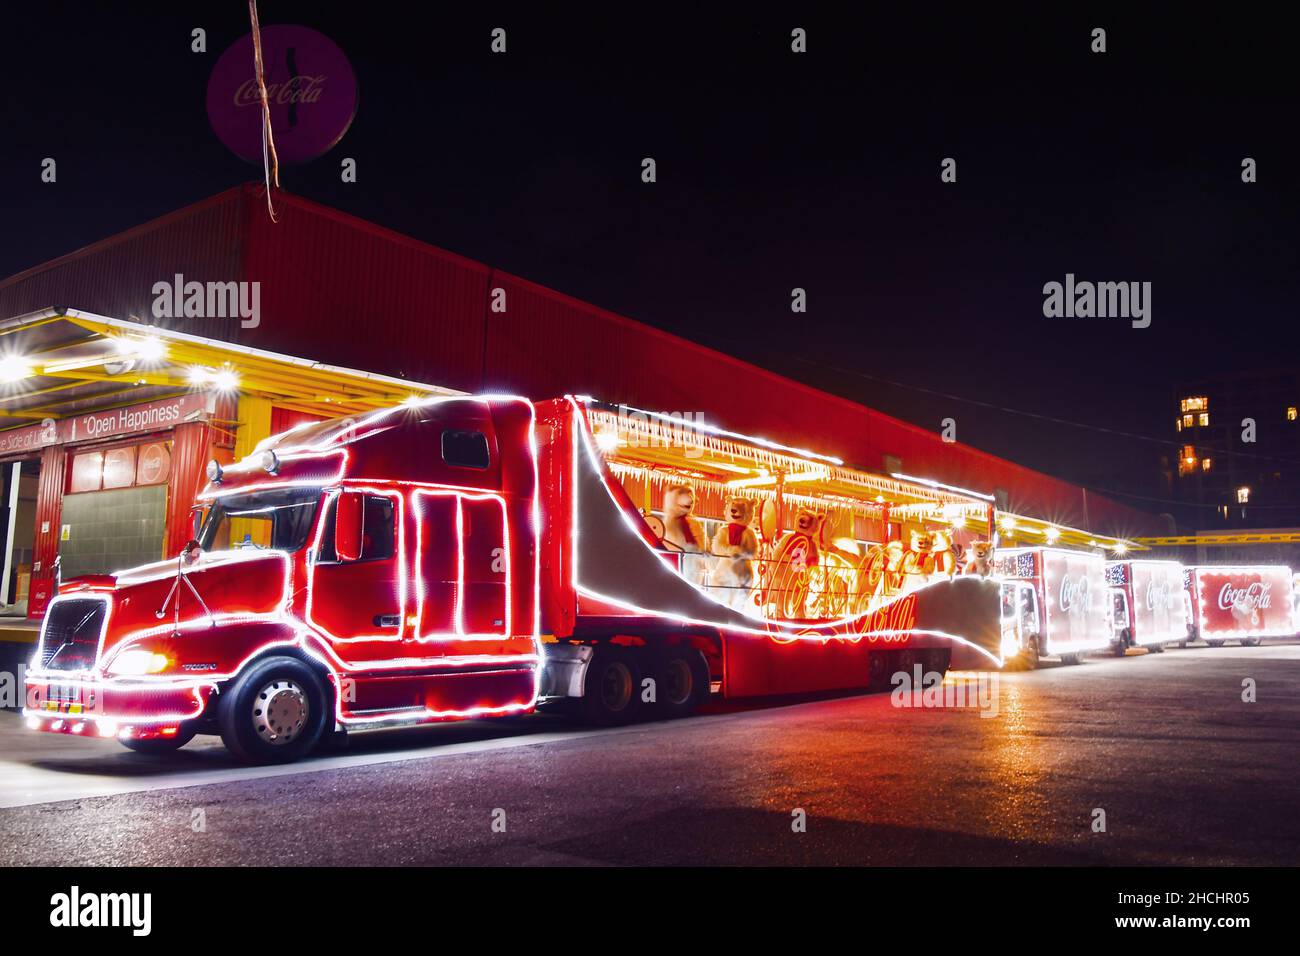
[1104,559,1186,654]
[994,546,1111,667]
[24,395,1003,763]
[1182,565,1295,647]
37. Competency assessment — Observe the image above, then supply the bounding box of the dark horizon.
[3,4,1297,523]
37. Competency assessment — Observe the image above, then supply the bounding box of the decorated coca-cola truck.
[1103,559,1186,654]
[1182,565,1296,647]
[24,395,1003,763]
[994,547,1112,666]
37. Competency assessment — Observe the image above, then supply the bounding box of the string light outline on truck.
[27,394,547,739]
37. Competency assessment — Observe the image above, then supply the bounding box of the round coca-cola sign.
[206,25,357,164]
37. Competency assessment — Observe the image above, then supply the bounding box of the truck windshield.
[199,488,323,553]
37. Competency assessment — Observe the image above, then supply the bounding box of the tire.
[1241,638,1262,647]
[1004,635,1040,671]
[581,645,644,725]
[119,723,197,754]
[924,648,951,678]
[1207,640,1226,648]
[655,646,710,719]
[1146,642,1165,654]
[218,656,329,764]
[1059,652,1083,666]
[867,650,893,691]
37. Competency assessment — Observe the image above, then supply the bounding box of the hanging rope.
[248,0,281,222]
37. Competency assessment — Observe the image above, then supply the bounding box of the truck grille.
[38,599,107,672]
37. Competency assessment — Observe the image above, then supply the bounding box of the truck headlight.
[107,650,170,676]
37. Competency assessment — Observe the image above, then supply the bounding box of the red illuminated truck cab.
[1103,560,1185,655]
[994,547,1111,667]
[1182,565,1296,648]
[24,394,1005,763]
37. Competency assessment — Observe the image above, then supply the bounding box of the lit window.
[1198,413,1209,427]
[1237,486,1250,504]
[1176,418,1183,431]
[1201,458,1212,471]
[1178,445,1198,476]
[1288,406,1297,421]
[1181,396,1208,413]
[1183,414,1194,428]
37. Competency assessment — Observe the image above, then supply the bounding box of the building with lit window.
[1171,371,1300,557]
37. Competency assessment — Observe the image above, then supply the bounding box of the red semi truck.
[1104,559,1186,654]
[1182,565,1295,647]
[994,547,1112,666]
[24,395,1003,763]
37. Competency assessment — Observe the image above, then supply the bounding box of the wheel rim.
[663,657,693,706]
[600,661,634,712]
[252,678,309,746]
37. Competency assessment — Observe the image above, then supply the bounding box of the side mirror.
[181,539,202,567]
[334,491,364,562]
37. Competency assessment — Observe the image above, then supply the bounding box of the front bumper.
[23,676,214,739]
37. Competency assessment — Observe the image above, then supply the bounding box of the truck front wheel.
[218,656,329,764]
[581,645,643,725]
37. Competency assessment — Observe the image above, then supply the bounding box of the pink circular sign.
[206,25,358,164]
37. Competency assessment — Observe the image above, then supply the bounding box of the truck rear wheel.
[1207,640,1226,648]
[581,645,643,725]
[218,656,329,764]
[1241,638,1262,647]
[656,646,710,719]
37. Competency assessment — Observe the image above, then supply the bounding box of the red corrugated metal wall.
[0,184,1161,537]
[29,445,67,617]
[0,192,244,335]
[240,190,490,390]
[165,422,211,558]
[269,407,326,436]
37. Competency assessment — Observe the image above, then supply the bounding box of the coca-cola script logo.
[1059,575,1091,613]
[1218,582,1272,612]
[206,25,357,164]
[1145,579,1172,611]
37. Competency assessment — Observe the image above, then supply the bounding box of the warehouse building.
[0,185,1162,622]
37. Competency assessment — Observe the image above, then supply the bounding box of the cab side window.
[442,429,490,469]
[317,495,396,563]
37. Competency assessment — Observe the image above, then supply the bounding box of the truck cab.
[25,397,542,762]
[1107,587,1131,650]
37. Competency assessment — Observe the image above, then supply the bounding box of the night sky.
[3,4,1297,518]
